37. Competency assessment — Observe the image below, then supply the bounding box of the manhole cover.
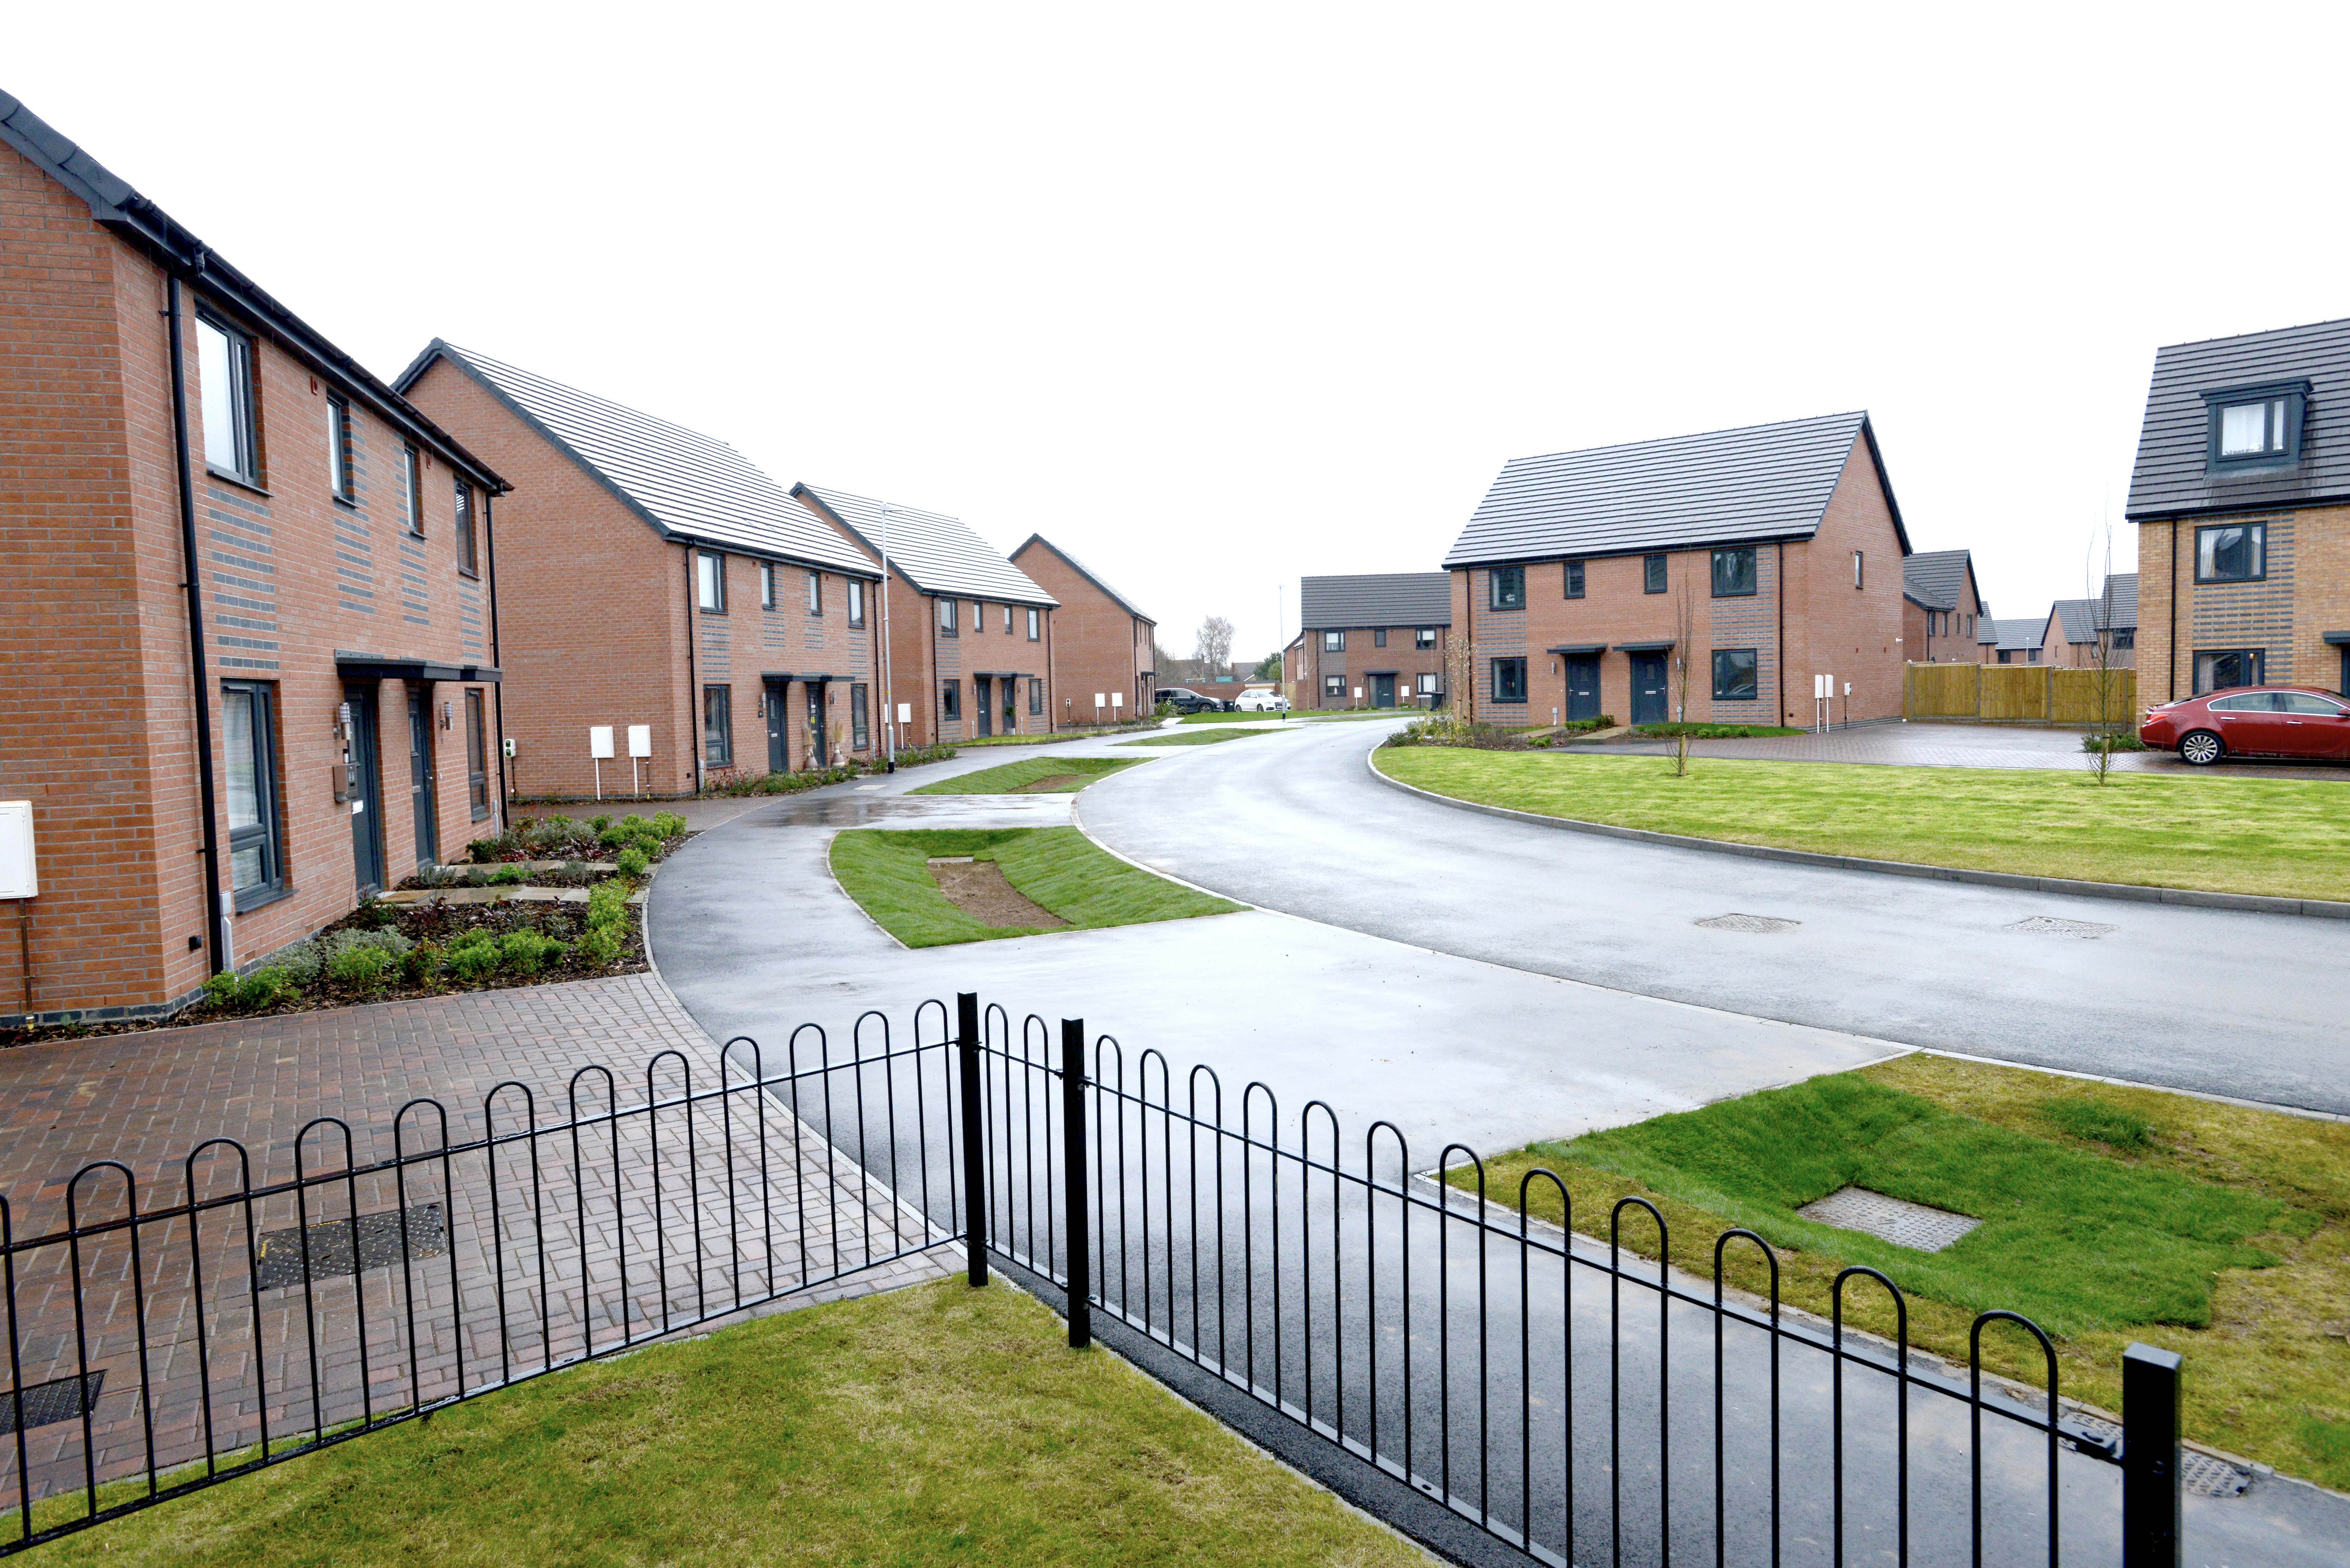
[1795,1187,1981,1252]
[2066,1414,2249,1496]
[255,1203,449,1291]
[2007,916,2117,939]
[1695,913,1801,933]
[0,1371,102,1434]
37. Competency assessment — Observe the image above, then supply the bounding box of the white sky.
[21,3,2350,660]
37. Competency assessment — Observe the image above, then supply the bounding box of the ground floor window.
[1490,657,1528,703]
[222,681,283,907]
[1029,677,1044,715]
[703,684,733,765]
[1416,673,1438,696]
[464,688,491,820]
[851,683,870,750]
[2194,648,2263,694]
[943,681,961,721]
[1711,647,1758,701]
[1323,675,1344,698]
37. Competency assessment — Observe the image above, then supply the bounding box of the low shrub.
[615,847,650,877]
[205,966,293,1013]
[650,810,687,837]
[597,823,629,847]
[269,939,323,987]
[446,941,502,983]
[1384,717,1529,751]
[488,864,527,886]
[2081,732,2149,753]
[590,814,613,831]
[1629,722,1799,740]
[323,927,413,961]
[587,881,631,933]
[497,930,567,977]
[403,941,442,985]
[572,925,621,969]
[324,944,392,993]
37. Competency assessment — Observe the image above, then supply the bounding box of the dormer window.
[2204,379,2308,469]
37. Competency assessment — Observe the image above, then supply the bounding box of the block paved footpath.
[0,973,954,1510]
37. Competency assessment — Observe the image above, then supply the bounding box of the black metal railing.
[4,993,2187,1567]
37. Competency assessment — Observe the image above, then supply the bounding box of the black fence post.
[1059,1017,1092,1350]
[957,992,987,1287]
[2122,1342,2182,1568]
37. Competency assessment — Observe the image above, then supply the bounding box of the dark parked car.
[1155,687,1227,714]
[2140,686,2350,764]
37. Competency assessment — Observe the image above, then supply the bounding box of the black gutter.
[485,492,508,825]
[164,270,226,975]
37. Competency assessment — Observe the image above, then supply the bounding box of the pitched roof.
[394,342,872,575]
[1299,573,1453,629]
[0,89,503,491]
[1012,534,1150,622]
[2050,599,2101,645]
[1900,548,1976,611]
[794,485,1055,606]
[2100,572,2137,631]
[2126,316,2350,519]
[1987,617,2045,652]
[1444,411,1908,568]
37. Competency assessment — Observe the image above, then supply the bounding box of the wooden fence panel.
[2048,667,2137,723]
[1904,662,1981,717]
[1979,666,2046,719]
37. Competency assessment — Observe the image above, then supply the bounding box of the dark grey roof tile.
[2126,318,2350,518]
[1300,573,1452,629]
[798,485,1054,606]
[1901,548,1975,610]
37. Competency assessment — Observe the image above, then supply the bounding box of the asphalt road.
[1077,718,2350,1116]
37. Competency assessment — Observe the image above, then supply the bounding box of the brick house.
[0,92,510,1026]
[1442,413,1911,727]
[1292,574,1451,709]
[792,487,1057,744]
[1986,617,2045,664]
[1901,548,1992,662]
[2041,577,2136,670]
[2128,318,2350,699]
[397,344,881,797]
[1009,534,1154,723]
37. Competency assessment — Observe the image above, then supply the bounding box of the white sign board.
[627,724,652,758]
[1094,692,1106,708]
[897,703,912,723]
[1110,692,1122,709]
[589,725,615,759]
[1813,673,1830,700]
[0,801,35,898]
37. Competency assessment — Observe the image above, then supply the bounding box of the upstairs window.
[1027,607,1041,640]
[848,579,866,627]
[455,482,478,576]
[807,570,822,614]
[2205,381,2307,467]
[1710,546,1757,597]
[1489,566,1525,611]
[325,394,355,501]
[760,562,776,610]
[1643,553,1668,594]
[1004,604,1013,634]
[2195,522,2265,583]
[1853,549,1865,589]
[403,444,424,535]
[697,549,725,611]
[938,597,958,635]
[1373,628,1388,648]
[1565,559,1585,598]
[1416,627,1436,648]
[1323,629,1345,652]
[197,313,261,485]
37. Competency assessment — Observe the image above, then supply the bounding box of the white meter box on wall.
[0,801,36,899]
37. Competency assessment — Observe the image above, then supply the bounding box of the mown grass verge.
[909,756,1146,794]
[1376,747,2350,900]
[829,827,1241,946]
[1452,1054,2350,1487]
[26,1280,1428,1566]
[1117,729,1279,747]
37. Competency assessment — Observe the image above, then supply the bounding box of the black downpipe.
[684,547,702,793]
[165,271,228,976]
[485,491,508,825]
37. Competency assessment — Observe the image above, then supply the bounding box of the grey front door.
[407,687,437,867]
[974,676,994,737]
[767,679,789,772]
[1630,652,1669,726]
[345,685,385,895]
[1371,674,1396,709]
[807,682,828,766]
[1565,655,1600,722]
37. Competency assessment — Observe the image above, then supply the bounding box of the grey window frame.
[1416,672,1439,696]
[1853,550,1865,589]
[2204,381,2307,469]
[1643,554,1668,594]
[702,684,733,765]
[1711,647,1759,701]
[850,682,870,749]
[1003,604,1013,634]
[196,311,262,486]
[807,570,823,614]
[1490,566,1526,611]
[1710,546,1757,598]
[1490,656,1528,703]
[2111,627,2135,651]
[325,393,355,503]
[1026,607,1041,641]
[848,579,866,627]
[1373,627,1388,648]
[222,679,284,909]
[1029,676,1044,715]
[938,596,958,636]
[402,444,424,536]
[942,681,961,720]
[1323,629,1345,652]
[456,481,479,577]
[465,689,491,821]
[696,549,726,612]
[1323,674,1344,697]
[2194,522,2266,584]
[1565,559,1585,598]
[1415,627,1436,648]
[759,562,776,610]
[2192,647,2264,694]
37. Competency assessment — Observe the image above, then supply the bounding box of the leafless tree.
[1195,615,1235,674]
[2087,522,2119,784]
[1669,581,1697,777]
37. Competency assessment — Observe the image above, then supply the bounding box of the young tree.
[2086,522,2119,785]
[1669,581,1697,777]
[1196,615,1235,675]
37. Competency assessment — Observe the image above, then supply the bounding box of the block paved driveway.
[0,973,953,1511]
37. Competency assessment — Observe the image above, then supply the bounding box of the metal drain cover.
[1695,913,1800,934]
[2008,916,2117,939]
[1795,1187,1981,1252]
[2065,1414,2250,1496]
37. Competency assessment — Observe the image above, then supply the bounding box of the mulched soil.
[927,859,1066,929]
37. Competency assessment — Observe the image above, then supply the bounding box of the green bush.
[446,941,502,982]
[488,864,527,886]
[204,966,293,1012]
[615,847,650,877]
[651,811,687,837]
[270,939,323,987]
[572,925,621,969]
[325,945,391,992]
[587,881,631,933]
[402,941,441,985]
[497,930,568,977]
[323,927,414,961]
[590,814,613,832]
[597,823,628,847]
[2082,732,2149,754]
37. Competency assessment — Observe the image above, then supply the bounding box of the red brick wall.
[1296,626,1448,709]
[1011,539,1150,723]
[1904,573,1990,663]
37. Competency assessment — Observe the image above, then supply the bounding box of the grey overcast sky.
[19,3,2349,659]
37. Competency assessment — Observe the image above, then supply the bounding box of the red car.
[2139,685,2350,764]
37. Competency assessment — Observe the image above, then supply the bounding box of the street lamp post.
[878,504,898,769]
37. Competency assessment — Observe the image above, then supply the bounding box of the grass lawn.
[1376,747,2350,901]
[830,827,1241,946]
[1302,710,1415,721]
[1177,710,1281,724]
[909,756,1146,794]
[30,1280,1427,1567]
[1453,1055,2350,1487]
[1118,729,1279,747]
[957,728,1152,748]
